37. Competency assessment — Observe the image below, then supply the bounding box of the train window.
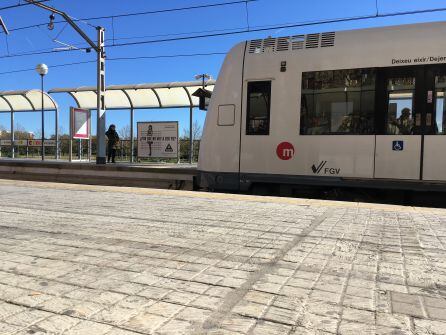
[301,68,375,135]
[246,81,271,135]
[434,75,446,134]
[386,77,416,135]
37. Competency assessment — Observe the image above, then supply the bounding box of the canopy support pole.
[130,108,134,163]
[10,109,14,159]
[189,106,193,164]
[96,27,107,165]
[55,108,59,160]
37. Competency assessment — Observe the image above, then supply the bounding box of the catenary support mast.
[25,1,107,164]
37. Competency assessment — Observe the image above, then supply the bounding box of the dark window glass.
[301,68,376,135]
[434,75,446,134]
[386,77,415,135]
[247,81,271,135]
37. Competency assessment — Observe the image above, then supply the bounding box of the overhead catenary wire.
[245,0,251,32]
[0,4,446,61]
[0,51,228,76]
[1,0,258,34]
[0,0,49,12]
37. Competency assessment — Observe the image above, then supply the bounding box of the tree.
[0,124,8,139]
[14,123,32,140]
[118,124,131,139]
[180,120,203,161]
[182,120,202,141]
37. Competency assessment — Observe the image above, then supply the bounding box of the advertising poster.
[137,122,178,159]
[71,107,91,139]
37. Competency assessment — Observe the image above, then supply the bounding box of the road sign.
[137,122,178,159]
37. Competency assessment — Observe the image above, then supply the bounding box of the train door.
[422,65,446,181]
[375,67,424,180]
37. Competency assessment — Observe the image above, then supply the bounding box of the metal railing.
[0,139,200,163]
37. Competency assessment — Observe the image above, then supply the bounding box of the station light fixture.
[48,13,55,30]
[35,63,49,76]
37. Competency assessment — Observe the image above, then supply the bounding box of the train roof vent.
[248,32,335,54]
[276,37,290,52]
[321,32,335,47]
[262,37,276,53]
[249,39,263,54]
[305,33,320,49]
[291,35,305,50]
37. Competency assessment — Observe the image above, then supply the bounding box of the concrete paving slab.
[0,179,445,334]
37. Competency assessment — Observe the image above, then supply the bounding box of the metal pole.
[96,27,107,164]
[69,138,72,162]
[69,108,72,162]
[189,106,193,164]
[25,1,105,163]
[41,74,44,161]
[88,138,91,162]
[55,108,59,159]
[10,110,14,158]
[130,108,134,163]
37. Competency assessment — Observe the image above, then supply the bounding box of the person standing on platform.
[105,124,120,163]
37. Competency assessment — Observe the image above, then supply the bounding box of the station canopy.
[49,80,216,110]
[0,89,58,112]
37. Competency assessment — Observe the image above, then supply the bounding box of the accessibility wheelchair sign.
[392,140,404,151]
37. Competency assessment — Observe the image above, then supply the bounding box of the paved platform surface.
[0,180,445,335]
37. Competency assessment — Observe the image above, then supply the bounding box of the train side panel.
[198,42,246,190]
[199,21,446,191]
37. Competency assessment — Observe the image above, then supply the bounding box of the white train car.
[198,21,446,192]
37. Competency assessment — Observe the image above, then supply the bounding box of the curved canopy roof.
[0,90,58,112]
[49,80,216,110]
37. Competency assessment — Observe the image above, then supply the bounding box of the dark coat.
[105,129,120,149]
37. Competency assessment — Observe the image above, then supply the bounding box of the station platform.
[0,159,197,190]
[0,179,444,334]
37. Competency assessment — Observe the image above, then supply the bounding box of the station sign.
[137,122,178,159]
[0,139,55,146]
[28,140,56,147]
[71,107,91,139]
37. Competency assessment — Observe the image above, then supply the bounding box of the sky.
[0,0,446,138]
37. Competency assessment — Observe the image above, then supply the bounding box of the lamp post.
[26,0,106,165]
[36,63,48,161]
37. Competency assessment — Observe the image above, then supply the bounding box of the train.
[197,21,446,194]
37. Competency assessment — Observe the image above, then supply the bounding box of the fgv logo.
[276,142,295,160]
[392,140,404,151]
[311,161,340,175]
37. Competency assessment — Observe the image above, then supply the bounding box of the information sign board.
[28,140,56,147]
[71,107,91,139]
[137,122,178,159]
